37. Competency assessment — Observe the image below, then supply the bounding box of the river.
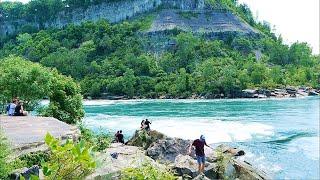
[83,97,319,179]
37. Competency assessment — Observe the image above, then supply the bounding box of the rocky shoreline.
[9,127,270,179]
[89,130,269,179]
[86,87,319,100]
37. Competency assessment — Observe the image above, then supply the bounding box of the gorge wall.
[0,0,207,36]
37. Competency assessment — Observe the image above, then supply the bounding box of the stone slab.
[0,116,80,156]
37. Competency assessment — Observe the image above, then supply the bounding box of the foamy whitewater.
[83,97,319,179]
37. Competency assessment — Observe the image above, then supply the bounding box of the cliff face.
[0,0,205,36]
[0,0,257,38]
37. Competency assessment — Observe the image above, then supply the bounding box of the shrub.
[0,129,12,179]
[41,70,85,124]
[42,133,96,179]
[120,161,176,180]
[79,124,112,152]
[0,56,84,124]
[18,151,50,168]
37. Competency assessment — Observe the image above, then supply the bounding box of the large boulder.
[146,137,192,163]
[231,158,269,180]
[86,143,165,179]
[146,137,217,164]
[172,154,218,179]
[126,130,166,149]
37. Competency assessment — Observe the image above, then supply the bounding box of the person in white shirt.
[7,99,17,116]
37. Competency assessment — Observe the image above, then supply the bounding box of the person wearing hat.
[188,135,211,175]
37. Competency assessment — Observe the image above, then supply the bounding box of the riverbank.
[85,87,319,100]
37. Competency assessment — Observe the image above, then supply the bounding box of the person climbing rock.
[188,135,211,175]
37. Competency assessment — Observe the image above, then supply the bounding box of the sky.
[3,0,320,54]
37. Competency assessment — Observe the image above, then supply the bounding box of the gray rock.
[10,165,39,180]
[86,143,165,179]
[0,116,80,157]
[146,137,192,163]
[172,154,218,179]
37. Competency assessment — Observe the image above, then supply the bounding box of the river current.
[83,97,319,179]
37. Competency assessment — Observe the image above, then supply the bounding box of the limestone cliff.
[0,0,258,37]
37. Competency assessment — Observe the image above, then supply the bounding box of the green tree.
[42,70,85,124]
[0,56,84,123]
[0,56,51,109]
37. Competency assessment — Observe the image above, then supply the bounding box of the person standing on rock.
[188,135,210,175]
[144,119,151,131]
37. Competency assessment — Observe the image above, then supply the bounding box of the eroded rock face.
[87,143,165,179]
[146,137,192,163]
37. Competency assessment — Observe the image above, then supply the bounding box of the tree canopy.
[0,56,84,123]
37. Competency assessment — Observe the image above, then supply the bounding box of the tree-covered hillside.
[0,0,319,99]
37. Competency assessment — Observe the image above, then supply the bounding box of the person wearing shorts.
[188,135,210,174]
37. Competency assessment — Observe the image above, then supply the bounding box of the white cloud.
[238,0,319,54]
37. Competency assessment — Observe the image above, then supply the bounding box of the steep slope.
[0,0,258,37]
[147,9,258,35]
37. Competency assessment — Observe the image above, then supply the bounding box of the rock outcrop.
[126,130,269,179]
[0,116,80,157]
[86,143,165,179]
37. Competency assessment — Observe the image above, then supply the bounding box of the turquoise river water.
[83,97,319,179]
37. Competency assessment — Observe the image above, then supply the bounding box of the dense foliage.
[0,56,84,123]
[79,124,112,152]
[0,129,12,179]
[42,133,96,179]
[0,1,319,99]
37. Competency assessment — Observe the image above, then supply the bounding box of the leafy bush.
[0,56,84,124]
[0,129,12,179]
[79,124,112,152]
[42,133,96,179]
[41,70,85,124]
[120,161,176,180]
[18,151,50,168]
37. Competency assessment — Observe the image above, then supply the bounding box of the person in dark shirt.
[188,135,211,174]
[144,119,151,131]
[116,130,124,144]
[140,120,145,129]
[114,131,120,142]
[14,101,28,116]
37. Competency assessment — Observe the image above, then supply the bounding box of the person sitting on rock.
[116,130,124,144]
[14,101,28,116]
[114,131,120,142]
[7,99,17,116]
[188,135,211,175]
